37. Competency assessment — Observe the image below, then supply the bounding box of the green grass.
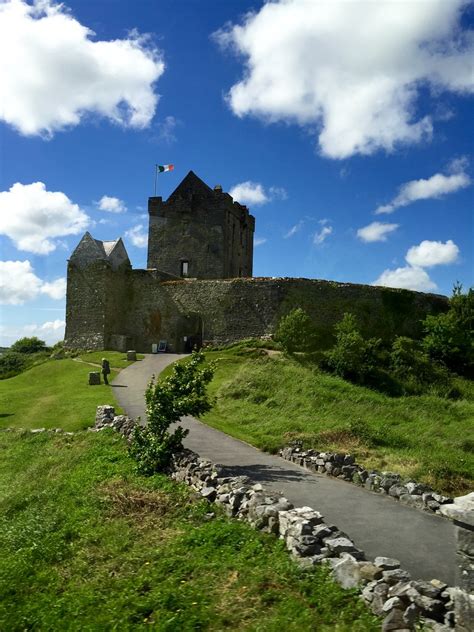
[0,359,121,431]
[79,350,145,369]
[0,430,379,631]
[182,349,473,496]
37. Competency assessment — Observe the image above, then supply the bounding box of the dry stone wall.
[280,445,454,516]
[92,406,473,632]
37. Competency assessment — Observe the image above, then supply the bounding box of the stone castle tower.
[147,171,255,278]
[64,170,447,352]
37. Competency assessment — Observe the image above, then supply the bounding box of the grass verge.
[0,359,121,431]
[79,351,145,369]
[176,348,473,496]
[0,430,378,631]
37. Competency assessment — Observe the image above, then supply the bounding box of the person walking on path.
[101,358,111,385]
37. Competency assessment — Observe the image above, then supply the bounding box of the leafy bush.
[10,336,47,354]
[275,308,316,353]
[0,352,27,379]
[129,351,215,475]
[50,341,65,359]
[325,313,381,383]
[390,336,451,396]
[422,283,474,376]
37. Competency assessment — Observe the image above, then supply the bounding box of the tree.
[275,307,316,353]
[129,350,215,475]
[10,336,47,354]
[422,284,474,376]
[390,336,451,395]
[325,313,380,382]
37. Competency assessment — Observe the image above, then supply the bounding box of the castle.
[65,171,447,352]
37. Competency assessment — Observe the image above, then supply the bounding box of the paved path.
[112,353,456,584]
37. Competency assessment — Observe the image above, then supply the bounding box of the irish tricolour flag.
[157,164,174,173]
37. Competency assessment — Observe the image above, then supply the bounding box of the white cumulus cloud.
[0,260,66,304]
[373,238,460,292]
[373,266,437,292]
[23,319,65,344]
[125,224,147,248]
[41,277,67,300]
[215,0,473,159]
[0,319,65,347]
[0,182,89,254]
[229,181,287,206]
[97,196,127,214]
[406,239,459,268]
[230,182,268,206]
[376,165,471,214]
[0,0,165,137]
[357,221,399,243]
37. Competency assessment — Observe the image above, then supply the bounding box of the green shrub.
[390,336,453,397]
[422,283,474,376]
[0,352,27,379]
[10,336,47,354]
[275,308,316,353]
[325,313,381,383]
[50,341,65,359]
[129,351,215,475]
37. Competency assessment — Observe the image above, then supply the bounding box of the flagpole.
[154,164,158,196]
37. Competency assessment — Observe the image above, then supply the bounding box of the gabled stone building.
[65,171,447,352]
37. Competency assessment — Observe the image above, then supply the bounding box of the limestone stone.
[382,596,403,612]
[399,494,425,509]
[375,557,401,570]
[451,588,474,632]
[403,603,420,626]
[200,487,217,502]
[381,608,409,631]
[329,554,361,589]
[324,537,357,555]
[382,569,411,585]
[358,562,383,581]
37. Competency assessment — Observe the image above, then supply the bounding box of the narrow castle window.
[181,260,189,277]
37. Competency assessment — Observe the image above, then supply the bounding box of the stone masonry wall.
[65,264,448,353]
[65,260,132,350]
[64,260,108,349]
[123,276,448,353]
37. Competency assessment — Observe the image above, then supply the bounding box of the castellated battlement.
[64,171,447,353]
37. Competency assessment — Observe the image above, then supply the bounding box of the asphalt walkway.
[112,353,456,584]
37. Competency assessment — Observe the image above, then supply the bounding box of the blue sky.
[0,0,473,346]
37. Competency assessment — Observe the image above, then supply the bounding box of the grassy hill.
[0,352,142,431]
[188,347,474,496]
[0,429,378,630]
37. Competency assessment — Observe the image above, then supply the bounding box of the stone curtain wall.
[124,276,447,353]
[65,262,448,353]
